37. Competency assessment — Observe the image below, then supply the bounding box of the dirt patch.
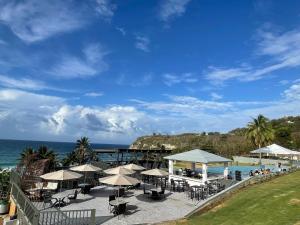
[293,221,300,225]
[211,203,227,212]
[289,198,300,205]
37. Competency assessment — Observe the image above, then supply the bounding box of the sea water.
[0,139,128,169]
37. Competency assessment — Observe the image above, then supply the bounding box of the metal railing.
[10,171,96,225]
[11,182,40,225]
[39,209,96,225]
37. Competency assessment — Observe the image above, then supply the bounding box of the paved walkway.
[58,186,197,225]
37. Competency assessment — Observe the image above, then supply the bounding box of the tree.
[19,147,36,167]
[62,137,98,166]
[37,146,58,169]
[246,115,274,165]
[246,114,274,148]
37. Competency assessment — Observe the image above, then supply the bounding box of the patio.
[34,185,198,225]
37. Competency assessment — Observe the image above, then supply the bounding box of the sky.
[0,0,300,144]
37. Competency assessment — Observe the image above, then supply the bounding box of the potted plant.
[0,199,9,215]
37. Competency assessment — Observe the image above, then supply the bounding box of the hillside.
[130,116,300,157]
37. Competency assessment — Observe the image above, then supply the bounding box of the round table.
[109,199,128,206]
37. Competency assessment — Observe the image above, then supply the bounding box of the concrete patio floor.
[50,185,198,225]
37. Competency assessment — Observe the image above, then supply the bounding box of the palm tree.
[19,147,36,166]
[75,137,97,165]
[75,137,91,165]
[246,114,274,165]
[37,146,58,169]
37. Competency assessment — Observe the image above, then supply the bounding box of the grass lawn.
[169,171,300,225]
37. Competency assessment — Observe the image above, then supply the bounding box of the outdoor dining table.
[109,199,128,206]
[78,183,93,194]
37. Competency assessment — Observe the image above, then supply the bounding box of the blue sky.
[0,0,300,144]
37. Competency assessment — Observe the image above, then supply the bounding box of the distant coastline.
[0,139,128,169]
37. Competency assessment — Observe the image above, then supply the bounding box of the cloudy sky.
[0,0,300,144]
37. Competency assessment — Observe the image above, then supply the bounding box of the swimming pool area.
[201,165,286,178]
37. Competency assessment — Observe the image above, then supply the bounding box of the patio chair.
[42,192,57,209]
[113,203,127,219]
[67,189,79,203]
[143,186,150,195]
[159,188,165,198]
[151,190,161,200]
[108,195,116,212]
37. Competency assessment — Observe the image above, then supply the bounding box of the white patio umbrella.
[70,164,102,183]
[104,166,135,175]
[141,168,169,177]
[99,174,140,200]
[123,163,145,171]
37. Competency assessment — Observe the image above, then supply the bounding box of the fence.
[39,209,96,225]
[10,171,96,225]
[10,182,40,225]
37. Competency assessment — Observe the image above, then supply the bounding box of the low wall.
[233,156,289,165]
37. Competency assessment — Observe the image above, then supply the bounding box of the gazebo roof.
[164,149,232,164]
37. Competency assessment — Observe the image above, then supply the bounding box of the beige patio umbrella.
[40,170,83,199]
[104,166,135,175]
[123,163,145,171]
[99,174,140,200]
[40,169,83,181]
[141,168,169,177]
[99,174,140,186]
[70,164,102,183]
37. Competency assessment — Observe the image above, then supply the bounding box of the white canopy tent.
[250,144,300,166]
[250,144,300,155]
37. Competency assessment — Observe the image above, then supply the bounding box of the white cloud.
[0,39,6,45]
[159,0,191,22]
[0,75,71,92]
[210,92,223,101]
[163,73,198,86]
[0,0,86,43]
[206,28,300,85]
[116,73,153,87]
[95,0,116,21]
[283,81,300,100]
[0,84,300,143]
[85,92,104,97]
[135,35,150,52]
[116,27,126,36]
[50,43,109,79]
[0,75,45,91]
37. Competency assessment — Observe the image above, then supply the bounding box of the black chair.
[67,190,78,201]
[159,188,165,198]
[151,190,160,200]
[143,186,150,195]
[108,195,116,212]
[114,203,127,219]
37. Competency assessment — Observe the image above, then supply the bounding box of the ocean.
[0,139,128,169]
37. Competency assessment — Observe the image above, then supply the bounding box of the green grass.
[175,171,300,225]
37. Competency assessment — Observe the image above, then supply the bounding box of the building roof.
[164,149,232,164]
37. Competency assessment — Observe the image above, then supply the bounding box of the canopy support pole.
[168,160,173,182]
[202,163,208,183]
[224,162,229,179]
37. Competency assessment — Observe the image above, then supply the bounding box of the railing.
[10,170,96,225]
[39,209,96,225]
[10,182,40,225]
